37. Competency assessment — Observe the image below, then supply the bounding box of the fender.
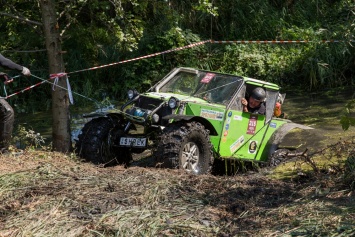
[162,114,218,135]
[264,122,313,158]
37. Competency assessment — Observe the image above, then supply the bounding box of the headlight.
[127,89,135,100]
[127,89,139,100]
[168,97,179,109]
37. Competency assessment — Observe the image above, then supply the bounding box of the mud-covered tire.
[75,117,132,166]
[269,149,290,167]
[154,121,214,175]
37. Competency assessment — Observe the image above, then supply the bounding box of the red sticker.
[200,73,215,83]
[247,115,258,135]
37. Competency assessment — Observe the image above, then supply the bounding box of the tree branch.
[60,0,88,37]
[2,49,47,53]
[0,12,42,26]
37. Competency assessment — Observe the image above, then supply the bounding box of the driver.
[241,87,266,115]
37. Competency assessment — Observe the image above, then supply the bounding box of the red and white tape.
[67,39,352,75]
[67,40,211,75]
[210,40,346,44]
[3,38,353,100]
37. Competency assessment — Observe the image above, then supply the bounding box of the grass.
[0,148,355,236]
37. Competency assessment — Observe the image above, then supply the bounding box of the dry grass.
[1,89,354,236]
[1,148,355,237]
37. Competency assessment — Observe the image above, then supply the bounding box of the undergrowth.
[270,136,355,191]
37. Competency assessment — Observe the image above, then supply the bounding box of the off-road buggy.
[75,67,311,174]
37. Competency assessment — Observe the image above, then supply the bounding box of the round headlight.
[127,89,134,100]
[168,97,178,109]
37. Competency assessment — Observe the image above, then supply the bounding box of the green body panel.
[232,118,288,162]
[217,108,288,161]
[184,103,226,152]
[253,119,288,161]
[218,110,265,158]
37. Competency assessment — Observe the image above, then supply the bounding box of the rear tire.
[154,121,213,175]
[75,117,132,166]
[269,149,290,167]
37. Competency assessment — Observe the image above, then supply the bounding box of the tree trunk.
[39,0,71,152]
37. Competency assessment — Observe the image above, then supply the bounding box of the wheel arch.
[261,122,313,160]
[106,113,124,122]
[163,114,218,135]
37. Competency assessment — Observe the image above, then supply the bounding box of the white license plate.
[119,137,147,147]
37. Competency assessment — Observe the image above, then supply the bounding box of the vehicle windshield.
[158,70,243,105]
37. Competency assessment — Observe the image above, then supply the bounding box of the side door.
[218,84,278,161]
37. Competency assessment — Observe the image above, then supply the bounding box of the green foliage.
[0,0,353,111]
[340,99,355,131]
[12,125,46,149]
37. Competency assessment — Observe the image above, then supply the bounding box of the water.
[13,88,355,149]
[14,104,116,147]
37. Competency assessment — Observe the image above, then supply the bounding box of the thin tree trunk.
[39,0,71,152]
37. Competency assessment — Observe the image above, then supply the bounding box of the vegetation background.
[0,1,354,236]
[0,0,354,113]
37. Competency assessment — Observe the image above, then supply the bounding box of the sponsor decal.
[248,141,258,154]
[224,130,228,136]
[225,124,229,130]
[233,115,242,121]
[222,137,227,143]
[230,135,245,153]
[270,122,277,128]
[247,114,258,135]
[200,109,224,121]
[200,73,215,83]
[228,111,233,117]
[227,118,231,123]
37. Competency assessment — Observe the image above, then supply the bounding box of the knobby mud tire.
[75,117,132,166]
[154,121,214,175]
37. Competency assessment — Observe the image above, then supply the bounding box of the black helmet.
[251,87,266,101]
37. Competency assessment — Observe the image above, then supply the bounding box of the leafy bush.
[343,155,355,190]
[12,125,46,149]
[340,99,355,131]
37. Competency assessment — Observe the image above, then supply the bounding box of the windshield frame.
[154,68,244,106]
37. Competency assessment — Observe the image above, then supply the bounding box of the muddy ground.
[0,88,354,237]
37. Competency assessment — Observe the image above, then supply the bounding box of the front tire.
[75,117,132,166]
[154,121,213,175]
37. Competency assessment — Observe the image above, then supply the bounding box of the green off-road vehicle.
[75,67,311,174]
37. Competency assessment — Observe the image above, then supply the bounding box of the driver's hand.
[241,98,248,106]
